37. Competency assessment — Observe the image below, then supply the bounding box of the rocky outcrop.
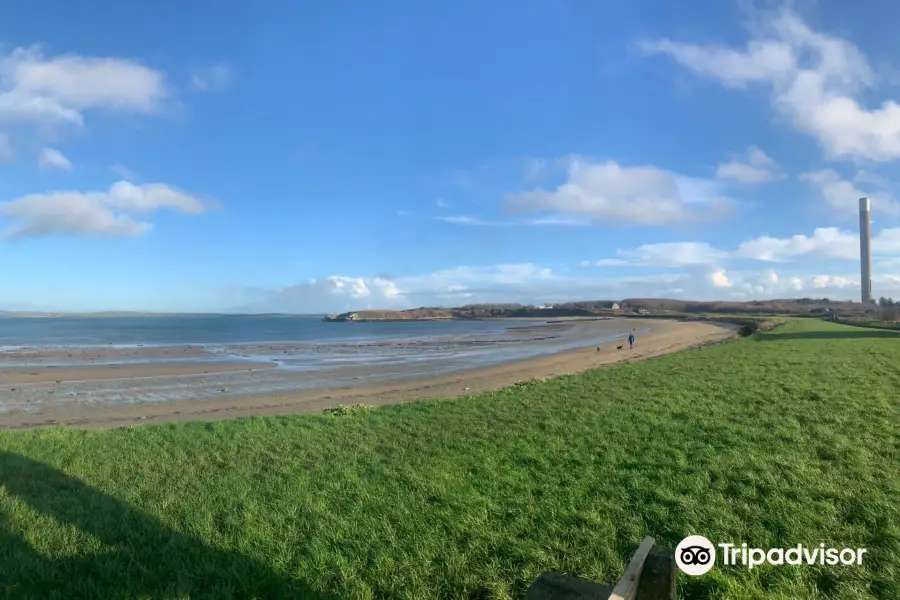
[323,312,360,322]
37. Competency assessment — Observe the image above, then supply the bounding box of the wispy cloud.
[522,155,578,182]
[640,8,900,161]
[436,215,495,225]
[585,242,728,267]
[505,157,733,225]
[110,164,138,181]
[435,215,589,227]
[37,148,72,171]
[585,226,900,267]
[448,165,490,191]
[801,169,900,215]
[523,158,548,182]
[716,145,782,183]
[190,63,233,92]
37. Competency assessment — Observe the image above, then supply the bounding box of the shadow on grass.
[757,330,900,341]
[0,451,329,600]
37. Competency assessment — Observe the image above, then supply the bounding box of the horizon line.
[0,296,866,318]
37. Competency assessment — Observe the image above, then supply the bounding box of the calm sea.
[0,315,526,347]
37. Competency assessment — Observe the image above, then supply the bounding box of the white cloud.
[737,226,900,261]
[716,145,781,183]
[0,131,11,162]
[37,147,71,171]
[708,267,864,298]
[709,268,732,288]
[735,227,858,261]
[808,274,854,289]
[407,263,555,289]
[504,157,732,225]
[800,169,900,215]
[435,198,449,209]
[586,242,728,267]
[240,261,884,313]
[436,214,589,227]
[641,9,900,162]
[590,225,900,267]
[240,276,402,315]
[0,180,209,239]
[0,46,167,127]
[322,276,401,301]
[190,63,232,92]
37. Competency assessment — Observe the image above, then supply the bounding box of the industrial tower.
[860,197,872,304]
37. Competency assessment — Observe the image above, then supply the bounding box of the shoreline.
[0,319,738,430]
[0,316,606,356]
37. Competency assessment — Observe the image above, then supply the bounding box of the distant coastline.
[0,311,327,319]
[322,307,606,322]
[322,297,865,322]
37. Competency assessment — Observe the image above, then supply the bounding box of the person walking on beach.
[628,332,635,349]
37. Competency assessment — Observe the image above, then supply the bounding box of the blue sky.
[2,0,900,313]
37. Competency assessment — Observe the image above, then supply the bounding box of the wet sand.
[0,362,277,386]
[0,345,216,363]
[0,319,737,430]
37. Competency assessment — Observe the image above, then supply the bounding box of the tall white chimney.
[860,197,872,304]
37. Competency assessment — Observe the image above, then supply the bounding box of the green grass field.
[0,319,898,599]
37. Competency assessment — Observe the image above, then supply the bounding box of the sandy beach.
[0,318,736,430]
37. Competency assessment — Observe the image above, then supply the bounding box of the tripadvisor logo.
[675,535,868,575]
[676,535,716,575]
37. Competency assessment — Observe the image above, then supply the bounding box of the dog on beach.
[616,345,623,350]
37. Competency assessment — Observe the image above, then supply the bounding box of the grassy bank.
[835,317,900,332]
[0,319,898,599]
[626,313,784,337]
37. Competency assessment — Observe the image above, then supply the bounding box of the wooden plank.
[524,572,614,600]
[607,536,656,600]
[635,546,676,600]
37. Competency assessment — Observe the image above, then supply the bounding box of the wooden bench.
[524,537,676,600]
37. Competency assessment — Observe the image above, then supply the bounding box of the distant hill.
[324,297,873,321]
[324,306,603,321]
[619,297,862,315]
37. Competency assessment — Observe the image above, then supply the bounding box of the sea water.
[0,315,645,406]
